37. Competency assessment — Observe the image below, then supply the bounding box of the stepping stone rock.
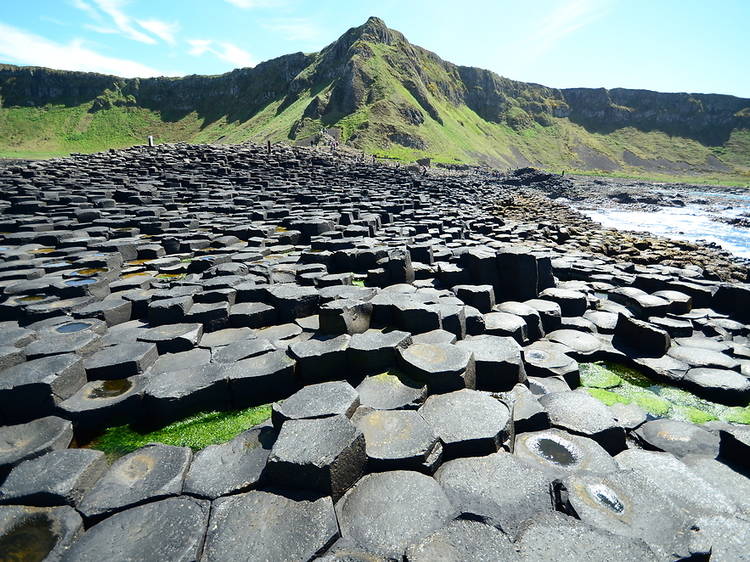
[452,284,496,313]
[667,344,740,371]
[683,367,750,405]
[348,329,411,376]
[335,470,457,559]
[615,449,737,517]
[554,470,694,559]
[634,419,720,458]
[78,444,192,522]
[516,512,657,562]
[58,376,146,430]
[0,505,83,562]
[539,288,588,316]
[539,391,625,454]
[290,335,350,383]
[354,409,442,472]
[0,353,86,423]
[405,519,519,561]
[356,371,427,410]
[0,449,107,507]
[183,425,277,500]
[0,416,73,474]
[266,414,365,500]
[138,323,203,353]
[689,514,750,561]
[84,341,158,379]
[613,313,671,357]
[456,334,526,391]
[225,350,298,408]
[228,301,277,328]
[434,451,554,535]
[272,381,359,428]
[62,496,209,562]
[418,389,512,458]
[143,364,229,424]
[204,490,337,562]
[399,343,475,393]
[545,330,603,359]
[514,428,618,476]
[211,337,275,364]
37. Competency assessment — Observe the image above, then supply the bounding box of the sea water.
[581,204,750,258]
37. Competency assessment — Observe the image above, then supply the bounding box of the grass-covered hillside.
[1,17,749,185]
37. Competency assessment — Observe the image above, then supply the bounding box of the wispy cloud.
[224,0,285,9]
[72,0,179,45]
[264,18,322,42]
[136,18,179,45]
[187,39,255,68]
[527,0,610,56]
[0,21,164,77]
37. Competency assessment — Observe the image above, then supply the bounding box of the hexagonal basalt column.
[265,414,366,500]
[398,343,475,393]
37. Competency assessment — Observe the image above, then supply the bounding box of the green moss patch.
[579,363,622,388]
[579,362,749,425]
[352,279,366,287]
[88,405,272,458]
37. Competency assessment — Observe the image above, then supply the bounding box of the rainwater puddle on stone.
[89,379,133,399]
[56,322,92,334]
[0,515,57,562]
[65,278,96,286]
[532,437,578,466]
[588,483,625,514]
[74,268,107,276]
[18,295,46,302]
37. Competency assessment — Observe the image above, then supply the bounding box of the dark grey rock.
[57,375,146,430]
[290,334,351,383]
[62,496,209,562]
[434,452,554,535]
[683,367,750,405]
[348,329,412,376]
[335,470,458,559]
[405,519,518,561]
[0,416,73,473]
[356,370,427,410]
[84,341,158,379]
[183,425,277,499]
[0,504,83,562]
[78,444,192,522]
[634,419,720,458]
[354,409,441,472]
[137,322,203,353]
[539,391,625,454]
[399,343,475,393]
[203,490,337,562]
[514,428,618,476]
[225,350,298,408]
[143,364,229,424]
[0,449,106,507]
[266,414,366,500]
[419,389,512,458]
[272,381,359,428]
[456,335,526,391]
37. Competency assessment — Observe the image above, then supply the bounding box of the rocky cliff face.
[1,17,748,175]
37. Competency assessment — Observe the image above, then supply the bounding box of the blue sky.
[1,0,748,97]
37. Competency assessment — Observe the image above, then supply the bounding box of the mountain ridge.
[1,17,749,181]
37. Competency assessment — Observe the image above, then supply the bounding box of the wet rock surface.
[0,144,748,558]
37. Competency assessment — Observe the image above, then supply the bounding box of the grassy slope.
[0,43,748,186]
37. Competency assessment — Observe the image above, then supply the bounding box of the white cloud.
[528,0,610,56]
[187,39,255,68]
[0,22,165,77]
[224,0,285,8]
[90,0,156,44]
[71,0,102,22]
[264,18,322,41]
[136,18,179,45]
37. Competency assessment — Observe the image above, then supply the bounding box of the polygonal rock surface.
[225,350,297,407]
[514,428,618,476]
[419,389,512,458]
[539,391,625,454]
[78,444,192,521]
[272,381,359,428]
[633,419,720,458]
[290,335,351,383]
[0,416,73,473]
[554,470,694,559]
[0,505,83,562]
[435,452,555,535]
[615,449,737,517]
[84,341,158,379]
[183,425,277,500]
[455,334,526,391]
[348,329,412,376]
[354,409,441,472]
[266,414,365,500]
[356,371,427,410]
[516,512,657,562]
[405,519,519,561]
[0,449,107,507]
[335,470,458,559]
[399,343,475,393]
[683,367,750,405]
[203,490,337,562]
[62,496,209,562]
